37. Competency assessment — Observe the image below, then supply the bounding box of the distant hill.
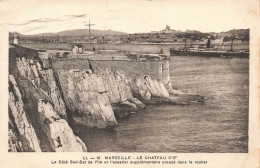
[219,29,249,36]
[10,29,126,37]
[10,28,249,38]
[185,30,203,34]
[9,28,249,43]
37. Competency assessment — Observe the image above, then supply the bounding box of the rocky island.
[8,39,203,152]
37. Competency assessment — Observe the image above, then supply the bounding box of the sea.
[75,56,249,153]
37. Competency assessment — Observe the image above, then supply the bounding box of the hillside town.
[9,26,249,45]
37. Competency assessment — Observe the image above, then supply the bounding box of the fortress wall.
[162,60,171,87]
[89,60,164,82]
[51,58,170,84]
[9,44,40,78]
[52,58,90,70]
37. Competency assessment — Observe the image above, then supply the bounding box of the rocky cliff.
[52,62,203,129]
[59,68,117,128]
[9,75,41,152]
[37,99,87,152]
[9,49,203,152]
[9,56,87,152]
[130,75,204,105]
[95,68,145,118]
[16,57,67,119]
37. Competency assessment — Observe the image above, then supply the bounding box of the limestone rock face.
[96,69,132,103]
[8,75,41,152]
[10,55,204,152]
[8,121,23,152]
[38,69,67,119]
[16,57,67,119]
[62,69,117,128]
[95,68,145,118]
[10,57,88,152]
[16,57,40,87]
[130,75,169,102]
[129,75,204,104]
[38,99,87,152]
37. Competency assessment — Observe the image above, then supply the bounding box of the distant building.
[54,52,70,58]
[72,44,85,54]
[165,25,170,31]
[102,37,112,43]
[13,32,19,44]
[151,25,175,34]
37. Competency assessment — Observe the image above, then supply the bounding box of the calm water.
[21,42,249,55]
[75,56,249,153]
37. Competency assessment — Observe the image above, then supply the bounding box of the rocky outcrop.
[8,125,22,152]
[38,69,67,119]
[60,69,117,128]
[130,75,169,102]
[16,57,67,119]
[54,65,203,128]
[8,75,41,152]
[9,57,88,152]
[38,99,87,152]
[129,75,204,105]
[95,68,145,118]
[55,67,147,128]
[9,53,204,152]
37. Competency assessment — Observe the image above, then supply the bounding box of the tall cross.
[230,29,234,52]
[85,19,95,43]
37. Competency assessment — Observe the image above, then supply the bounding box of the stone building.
[72,44,85,54]
[13,32,19,44]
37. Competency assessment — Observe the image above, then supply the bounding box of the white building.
[14,32,19,44]
[72,44,85,54]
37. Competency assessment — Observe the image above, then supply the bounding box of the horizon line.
[10,27,250,36]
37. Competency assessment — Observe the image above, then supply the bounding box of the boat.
[170,31,249,58]
[170,48,249,58]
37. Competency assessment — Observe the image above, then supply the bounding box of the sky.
[0,0,258,35]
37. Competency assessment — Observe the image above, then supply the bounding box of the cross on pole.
[85,19,95,43]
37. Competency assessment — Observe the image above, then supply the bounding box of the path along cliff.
[8,44,203,152]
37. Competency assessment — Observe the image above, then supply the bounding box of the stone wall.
[51,58,171,91]
[89,60,171,89]
[52,59,90,70]
[89,60,164,81]
[51,58,170,84]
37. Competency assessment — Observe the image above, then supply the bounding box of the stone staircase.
[18,76,32,103]
[17,75,53,152]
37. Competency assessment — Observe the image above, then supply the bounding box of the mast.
[56,34,59,42]
[89,20,91,42]
[184,38,187,49]
[230,29,234,52]
[85,19,95,43]
[206,38,211,48]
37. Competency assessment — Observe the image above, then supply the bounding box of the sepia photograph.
[0,0,259,167]
[5,0,250,153]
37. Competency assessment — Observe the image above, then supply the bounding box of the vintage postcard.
[0,0,259,167]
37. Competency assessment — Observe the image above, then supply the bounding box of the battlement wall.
[89,60,164,82]
[50,57,170,85]
[52,58,90,70]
